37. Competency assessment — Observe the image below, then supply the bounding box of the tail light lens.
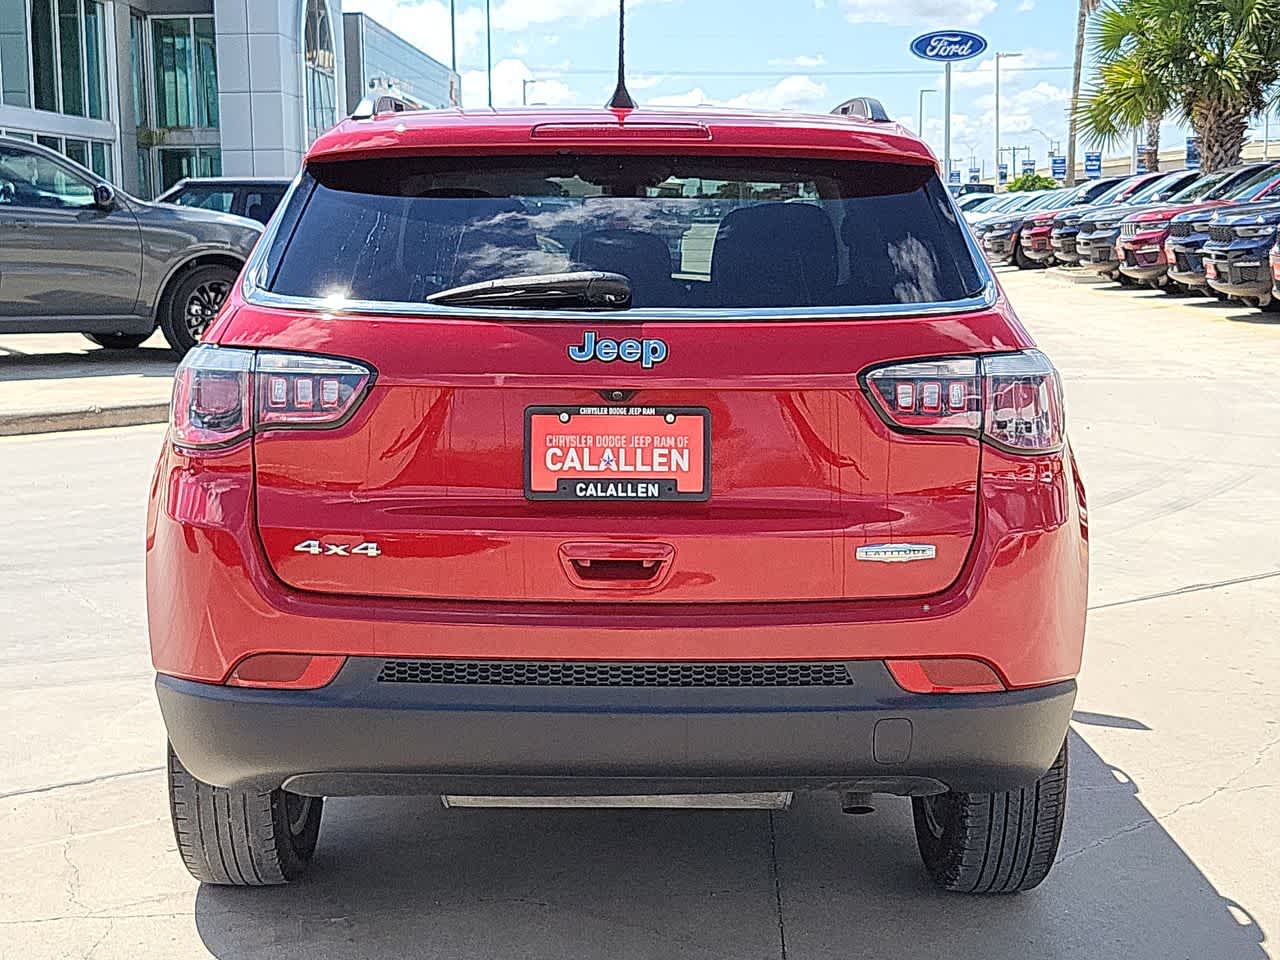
[171,346,373,449]
[172,345,253,448]
[256,353,372,427]
[863,350,1064,455]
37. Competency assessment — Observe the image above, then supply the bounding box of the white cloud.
[461,58,574,107]
[1017,0,1035,11]
[344,0,486,64]
[646,76,830,113]
[628,74,667,90]
[725,76,830,111]
[768,54,827,69]
[490,0,672,32]
[941,48,1058,91]
[838,0,995,27]
[648,88,710,107]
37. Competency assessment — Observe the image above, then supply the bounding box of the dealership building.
[0,0,459,197]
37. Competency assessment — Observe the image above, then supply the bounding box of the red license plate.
[1205,261,1217,279]
[525,406,710,501]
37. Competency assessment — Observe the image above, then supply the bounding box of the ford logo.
[910,30,988,62]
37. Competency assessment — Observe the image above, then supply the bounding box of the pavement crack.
[1058,732,1280,865]
[1089,568,1280,611]
[768,811,788,960]
[0,765,164,800]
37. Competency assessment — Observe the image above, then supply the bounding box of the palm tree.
[1066,0,1103,186]
[1077,0,1280,172]
[1076,0,1173,172]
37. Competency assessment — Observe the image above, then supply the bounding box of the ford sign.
[910,31,988,62]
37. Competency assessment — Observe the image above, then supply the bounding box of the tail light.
[171,345,373,449]
[863,350,1064,454]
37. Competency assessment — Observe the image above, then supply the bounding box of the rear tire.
[83,332,149,350]
[912,738,1067,894]
[167,744,323,885]
[1117,273,1138,287]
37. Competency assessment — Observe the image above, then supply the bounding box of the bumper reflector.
[440,793,793,810]
[226,654,346,689]
[886,658,1005,694]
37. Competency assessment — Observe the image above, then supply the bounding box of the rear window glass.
[265,156,984,310]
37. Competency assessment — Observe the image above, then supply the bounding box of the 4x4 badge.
[569,330,667,369]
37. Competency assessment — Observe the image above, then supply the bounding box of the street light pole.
[450,0,456,72]
[994,52,1022,189]
[943,64,952,184]
[918,88,936,140]
[522,78,537,106]
[486,0,493,108]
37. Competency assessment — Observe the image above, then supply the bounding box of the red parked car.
[147,101,1087,893]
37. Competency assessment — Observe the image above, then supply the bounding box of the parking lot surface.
[1,267,1277,959]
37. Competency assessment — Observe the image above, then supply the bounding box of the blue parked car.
[1200,203,1280,309]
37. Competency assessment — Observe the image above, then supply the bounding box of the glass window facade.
[83,0,106,120]
[150,16,217,130]
[194,17,218,128]
[31,0,57,111]
[5,0,107,118]
[152,18,193,128]
[57,0,84,117]
[305,0,338,144]
[157,146,221,193]
[129,13,147,127]
[0,0,31,108]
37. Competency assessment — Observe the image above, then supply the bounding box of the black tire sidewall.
[84,332,150,350]
[161,265,237,356]
[271,791,324,876]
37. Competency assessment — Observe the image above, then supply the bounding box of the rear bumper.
[157,660,1077,796]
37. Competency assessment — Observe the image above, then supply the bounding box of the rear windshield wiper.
[425,271,632,310]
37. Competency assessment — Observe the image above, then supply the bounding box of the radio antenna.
[605,0,637,110]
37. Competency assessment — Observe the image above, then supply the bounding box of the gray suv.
[0,136,262,355]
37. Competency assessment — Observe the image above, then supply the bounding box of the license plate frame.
[524,405,711,502]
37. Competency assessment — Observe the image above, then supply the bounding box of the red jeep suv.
[147,103,1087,893]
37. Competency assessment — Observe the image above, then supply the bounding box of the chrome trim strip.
[240,171,1000,322]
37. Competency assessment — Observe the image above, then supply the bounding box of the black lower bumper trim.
[157,659,1076,797]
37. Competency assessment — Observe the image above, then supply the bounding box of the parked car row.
[969,162,1280,313]
[0,135,287,356]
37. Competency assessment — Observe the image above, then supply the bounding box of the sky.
[342,0,1237,177]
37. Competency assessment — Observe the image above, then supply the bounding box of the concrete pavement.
[1,268,1277,959]
[0,332,174,436]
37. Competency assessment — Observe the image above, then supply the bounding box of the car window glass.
[1169,169,1237,203]
[242,189,284,223]
[175,187,235,212]
[0,146,95,208]
[267,156,985,311]
[1126,173,1184,204]
[1224,164,1280,199]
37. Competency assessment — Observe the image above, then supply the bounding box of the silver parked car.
[0,136,262,355]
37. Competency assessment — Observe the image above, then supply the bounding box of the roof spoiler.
[830,97,891,123]
[350,94,412,121]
